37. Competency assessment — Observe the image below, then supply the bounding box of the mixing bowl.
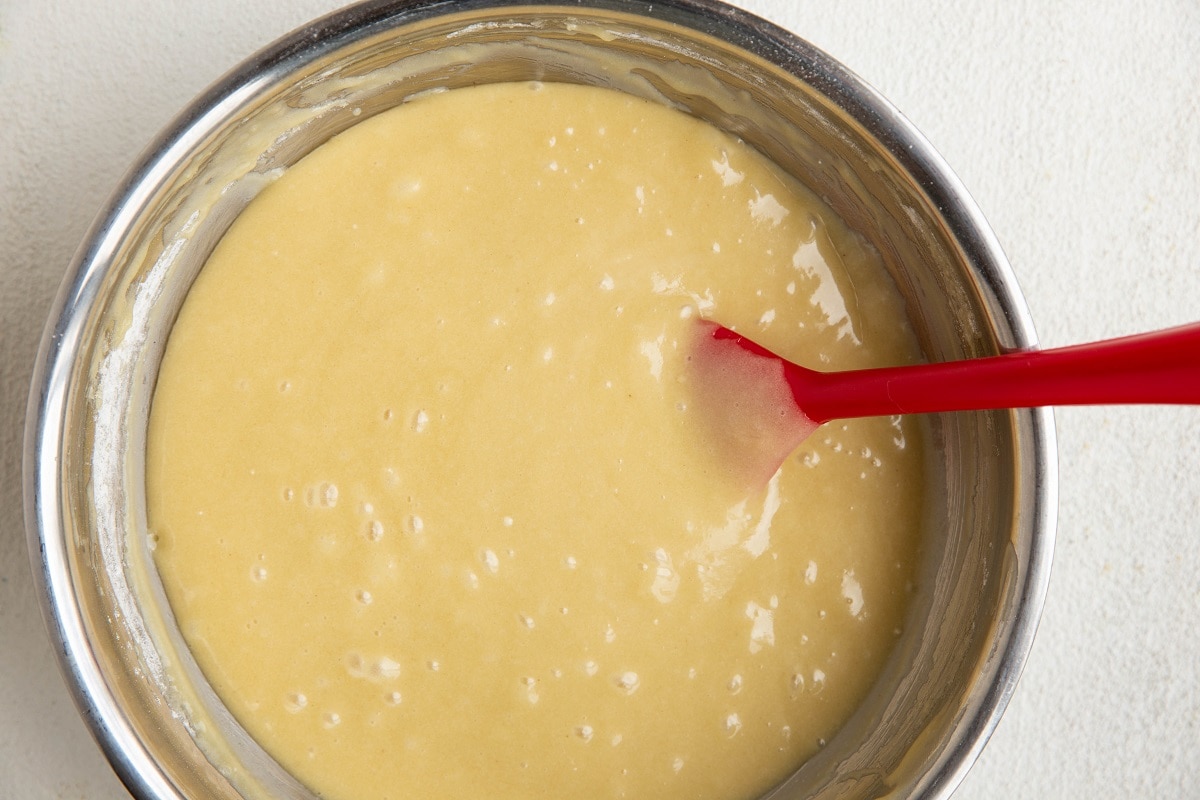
[24,1,1056,798]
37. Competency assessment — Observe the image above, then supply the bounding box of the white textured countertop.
[2,2,1198,798]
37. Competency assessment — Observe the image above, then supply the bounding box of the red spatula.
[692,319,1200,483]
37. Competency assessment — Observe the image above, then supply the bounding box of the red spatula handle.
[793,322,1200,424]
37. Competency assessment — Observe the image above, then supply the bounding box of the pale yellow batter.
[147,82,928,800]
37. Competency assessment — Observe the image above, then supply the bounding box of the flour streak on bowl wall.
[24,2,1055,800]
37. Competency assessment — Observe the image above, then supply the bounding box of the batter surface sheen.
[147,82,928,800]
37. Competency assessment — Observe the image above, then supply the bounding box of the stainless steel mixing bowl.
[24,1,1056,798]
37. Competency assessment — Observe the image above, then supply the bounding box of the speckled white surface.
[2,2,1198,798]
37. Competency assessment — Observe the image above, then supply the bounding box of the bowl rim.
[23,1,1057,798]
